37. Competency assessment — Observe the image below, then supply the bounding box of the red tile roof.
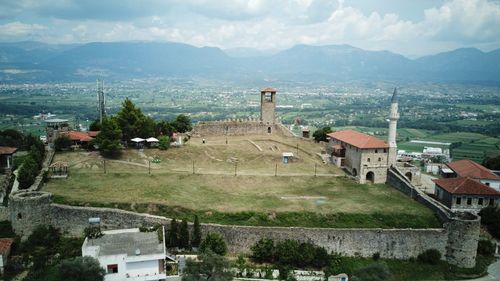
[434,177,500,195]
[327,130,389,149]
[87,131,99,137]
[62,131,96,142]
[0,146,17,155]
[0,238,14,254]
[261,87,277,92]
[447,159,500,180]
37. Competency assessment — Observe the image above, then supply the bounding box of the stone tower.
[260,87,277,125]
[387,88,399,166]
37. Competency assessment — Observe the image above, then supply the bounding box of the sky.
[0,0,500,57]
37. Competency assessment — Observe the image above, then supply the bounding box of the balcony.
[126,273,168,281]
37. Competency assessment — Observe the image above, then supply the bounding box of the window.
[456,197,461,205]
[478,198,483,205]
[375,149,378,153]
[378,157,382,162]
[107,264,118,274]
[467,198,472,205]
[367,158,371,162]
[485,182,490,186]
[383,149,387,153]
[490,198,495,206]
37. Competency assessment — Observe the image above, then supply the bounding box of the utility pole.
[103,160,106,174]
[148,160,151,175]
[296,144,299,156]
[234,162,237,176]
[192,160,195,174]
[314,163,317,177]
[275,163,278,176]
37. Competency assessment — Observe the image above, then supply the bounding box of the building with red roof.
[446,160,500,190]
[434,176,499,213]
[0,238,14,273]
[326,130,390,184]
[0,146,17,172]
[61,131,99,147]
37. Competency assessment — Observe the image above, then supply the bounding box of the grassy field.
[44,134,439,228]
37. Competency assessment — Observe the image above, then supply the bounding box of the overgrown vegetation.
[479,206,500,239]
[200,232,227,256]
[4,224,86,281]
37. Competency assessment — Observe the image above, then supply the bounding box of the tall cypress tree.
[192,215,202,248]
[167,218,178,248]
[179,219,190,249]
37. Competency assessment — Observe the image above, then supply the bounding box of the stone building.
[192,87,285,136]
[45,118,70,144]
[434,176,500,214]
[260,87,277,126]
[327,130,390,184]
[326,89,405,184]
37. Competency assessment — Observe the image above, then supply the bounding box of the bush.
[58,256,105,281]
[251,238,275,263]
[479,207,500,239]
[477,240,496,257]
[158,136,170,150]
[351,263,390,281]
[200,232,227,255]
[54,135,72,151]
[417,249,441,265]
[372,252,380,261]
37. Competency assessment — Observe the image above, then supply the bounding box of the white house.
[82,228,167,281]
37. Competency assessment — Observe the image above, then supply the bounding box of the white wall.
[99,254,127,281]
[480,179,500,190]
[126,259,160,278]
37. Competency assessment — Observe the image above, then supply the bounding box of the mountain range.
[0,41,499,84]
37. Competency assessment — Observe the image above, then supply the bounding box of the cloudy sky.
[1,0,500,57]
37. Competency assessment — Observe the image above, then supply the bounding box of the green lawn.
[46,172,440,229]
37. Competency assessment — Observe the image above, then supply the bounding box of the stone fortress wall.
[7,183,479,268]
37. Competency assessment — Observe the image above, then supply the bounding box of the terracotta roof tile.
[434,177,500,195]
[447,160,500,180]
[261,87,277,92]
[0,147,17,155]
[0,238,14,253]
[327,130,389,149]
[62,131,96,142]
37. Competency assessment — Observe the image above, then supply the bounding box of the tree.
[167,218,179,248]
[95,117,122,156]
[182,250,232,281]
[89,120,101,131]
[351,263,390,281]
[312,127,332,142]
[159,136,171,150]
[192,215,202,248]
[172,114,192,133]
[156,120,174,137]
[479,207,500,239]
[200,232,227,256]
[54,135,72,151]
[58,256,105,281]
[179,219,190,249]
[115,98,154,140]
[484,155,500,170]
[17,155,38,189]
[251,238,275,263]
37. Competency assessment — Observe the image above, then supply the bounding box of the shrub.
[158,136,171,150]
[251,238,275,263]
[83,226,103,239]
[417,249,441,265]
[372,252,380,261]
[58,256,105,281]
[477,240,496,257]
[200,232,227,255]
[351,263,390,281]
[54,135,72,151]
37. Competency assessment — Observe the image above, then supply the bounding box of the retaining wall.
[7,190,477,268]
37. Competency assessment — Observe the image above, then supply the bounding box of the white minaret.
[388,88,399,166]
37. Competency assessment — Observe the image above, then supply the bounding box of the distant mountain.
[0,41,499,84]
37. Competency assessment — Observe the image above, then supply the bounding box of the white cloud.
[1,0,500,56]
[0,21,47,37]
